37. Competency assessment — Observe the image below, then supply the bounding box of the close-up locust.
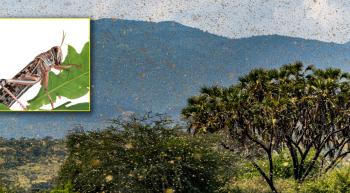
[0,32,80,110]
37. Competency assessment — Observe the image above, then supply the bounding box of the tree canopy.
[182,62,350,192]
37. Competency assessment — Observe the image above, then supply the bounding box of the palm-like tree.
[182,62,350,193]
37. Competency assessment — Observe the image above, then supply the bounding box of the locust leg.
[6,75,41,86]
[9,72,57,110]
[41,71,54,109]
[0,75,42,110]
[52,64,81,71]
[0,84,27,110]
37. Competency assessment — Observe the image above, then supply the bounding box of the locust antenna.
[60,31,66,47]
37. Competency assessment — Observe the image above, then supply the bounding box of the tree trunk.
[251,161,278,193]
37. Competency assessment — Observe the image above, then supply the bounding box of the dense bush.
[57,115,235,193]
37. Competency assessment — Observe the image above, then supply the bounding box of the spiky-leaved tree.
[182,62,350,192]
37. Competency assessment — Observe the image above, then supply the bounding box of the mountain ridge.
[106,19,350,45]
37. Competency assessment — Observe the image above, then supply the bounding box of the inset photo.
[0,18,90,111]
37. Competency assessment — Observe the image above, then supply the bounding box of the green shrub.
[238,150,295,179]
[50,182,74,193]
[236,148,321,181]
[299,165,350,193]
[226,164,350,193]
[272,150,294,179]
[57,115,235,193]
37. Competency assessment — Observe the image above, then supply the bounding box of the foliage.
[224,164,350,193]
[28,42,90,111]
[57,114,234,193]
[182,62,350,192]
[226,177,297,193]
[236,148,322,181]
[50,182,75,193]
[238,149,295,180]
[299,165,350,193]
[271,150,294,179]
[0,104,9,110]
[272,149,321,179]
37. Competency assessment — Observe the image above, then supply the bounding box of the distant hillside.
[1,19,350,138]
[93,19,350,116]
[0,137,65,192]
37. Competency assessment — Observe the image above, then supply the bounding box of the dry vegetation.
[0,138,66,192]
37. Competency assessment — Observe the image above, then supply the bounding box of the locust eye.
[52,46,62,65]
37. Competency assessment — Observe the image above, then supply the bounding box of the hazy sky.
[2,0,350,42]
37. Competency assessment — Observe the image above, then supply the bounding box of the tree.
[57,114,234,193]
[182,62,350,192]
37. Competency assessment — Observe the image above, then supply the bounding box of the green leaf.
[53,102,90,111]
[27,42,90,110]
[0,103,10,110]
